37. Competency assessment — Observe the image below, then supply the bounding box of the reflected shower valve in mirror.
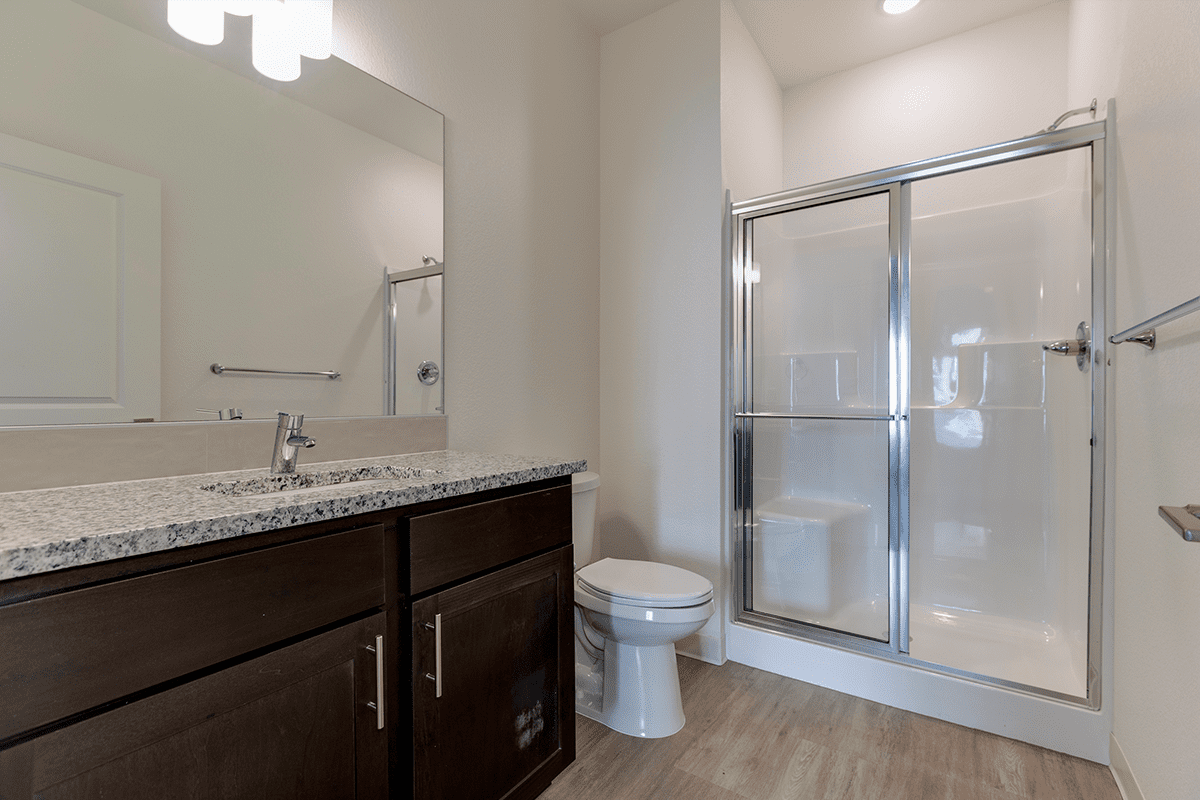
[417,361,441,386]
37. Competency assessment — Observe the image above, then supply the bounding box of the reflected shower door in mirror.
[742,191,893,643]
[387,266,444,416]
[0,0,444,426]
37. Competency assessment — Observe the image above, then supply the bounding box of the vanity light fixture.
[881,0,921,14]
[166,0,333,82]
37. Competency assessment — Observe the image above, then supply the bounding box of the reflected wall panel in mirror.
[0,0,444,425]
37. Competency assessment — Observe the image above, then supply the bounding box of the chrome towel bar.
[734,412,897,421]
[210,363,340,380]
[1109,294,1200,350]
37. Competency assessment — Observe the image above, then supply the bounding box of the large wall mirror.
[0,0,444,426]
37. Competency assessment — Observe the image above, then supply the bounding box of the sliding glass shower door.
[906,153,1094,697]
[732,118,1109,704]
[738,190,897,645]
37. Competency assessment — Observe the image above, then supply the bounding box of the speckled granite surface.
[0,451,585,581]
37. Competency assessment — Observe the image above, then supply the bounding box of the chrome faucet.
[271,412,316,474]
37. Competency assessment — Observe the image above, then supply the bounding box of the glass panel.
[907,150,1092,697]
[747,417,890,641]
[745,191,892,642]
[392,273,443,415]
[749,192,890,416]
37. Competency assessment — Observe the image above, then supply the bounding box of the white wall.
[328,0,603,469]
[720,0,783,203]
[783,2,1069,189]
[1068,3,1200,798]
[598,0,725,662]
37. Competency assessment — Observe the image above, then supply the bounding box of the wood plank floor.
[540,657,1122,800]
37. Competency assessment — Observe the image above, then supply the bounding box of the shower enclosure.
[731,114,1110,705]
[386,262,444,416]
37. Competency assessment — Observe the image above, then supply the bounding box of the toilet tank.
[571,471,600,568]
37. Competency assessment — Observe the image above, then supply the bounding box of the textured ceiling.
[564,0,1061,89]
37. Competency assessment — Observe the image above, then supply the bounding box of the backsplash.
[0,416,447,492]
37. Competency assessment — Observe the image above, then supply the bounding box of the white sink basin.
[199,465,443,498]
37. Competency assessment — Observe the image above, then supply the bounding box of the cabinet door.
[0,614,388,799]
[412,547,574,800]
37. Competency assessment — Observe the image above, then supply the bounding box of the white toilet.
[571,471,715,738]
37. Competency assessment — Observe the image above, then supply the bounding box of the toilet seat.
[577,558,713,608]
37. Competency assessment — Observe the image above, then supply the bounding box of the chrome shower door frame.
[384,263,445,416]
[730,112,1111,707]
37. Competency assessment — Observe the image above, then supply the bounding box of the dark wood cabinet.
[407,485,575,800]
[0,476,575,800]
[0,613,387,800]
[0,524,387,743]
[0,524,390,800]
[412,547,574,800]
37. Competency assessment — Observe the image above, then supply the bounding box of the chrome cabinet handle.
[422,614,442,698]
[365,634,384,729]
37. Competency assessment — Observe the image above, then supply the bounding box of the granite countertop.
[0,450,586,582]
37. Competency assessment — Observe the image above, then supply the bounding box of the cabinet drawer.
[0,524,385,742]
[1,614,388,800]
[408,486,570,595]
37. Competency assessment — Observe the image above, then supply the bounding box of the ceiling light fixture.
[882,0,921,14]
[166,0,332,82]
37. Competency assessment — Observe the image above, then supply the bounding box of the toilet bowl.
[571,472,715,739]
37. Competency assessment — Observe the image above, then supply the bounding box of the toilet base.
[578,638,685,738]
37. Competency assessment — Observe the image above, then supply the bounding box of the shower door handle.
[1043,321,1090,372]
[1044,339,1086,356]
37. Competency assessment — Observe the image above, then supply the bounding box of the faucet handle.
[197,407,243,420]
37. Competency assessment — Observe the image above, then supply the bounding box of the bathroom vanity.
[0,451,581,800]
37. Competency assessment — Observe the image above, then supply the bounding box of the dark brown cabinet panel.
[412,546,574,800]
[0,524,386,741]
[408,487,571,594]
[0,476,575,800]
[0,613,388,800]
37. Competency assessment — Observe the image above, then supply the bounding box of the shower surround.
[729,112,1113,760]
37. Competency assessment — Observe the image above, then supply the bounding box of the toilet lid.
[577,558,713,608]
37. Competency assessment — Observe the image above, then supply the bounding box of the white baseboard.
[1109,733,1145,800]
[677,631,723,665]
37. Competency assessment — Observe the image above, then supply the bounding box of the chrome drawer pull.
[365,634,384,729]
[423,613,442,698]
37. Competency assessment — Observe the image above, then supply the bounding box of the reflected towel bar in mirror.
[1159,505,1200,542]
[1109,294,1200,350]
[210,363,340,380]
